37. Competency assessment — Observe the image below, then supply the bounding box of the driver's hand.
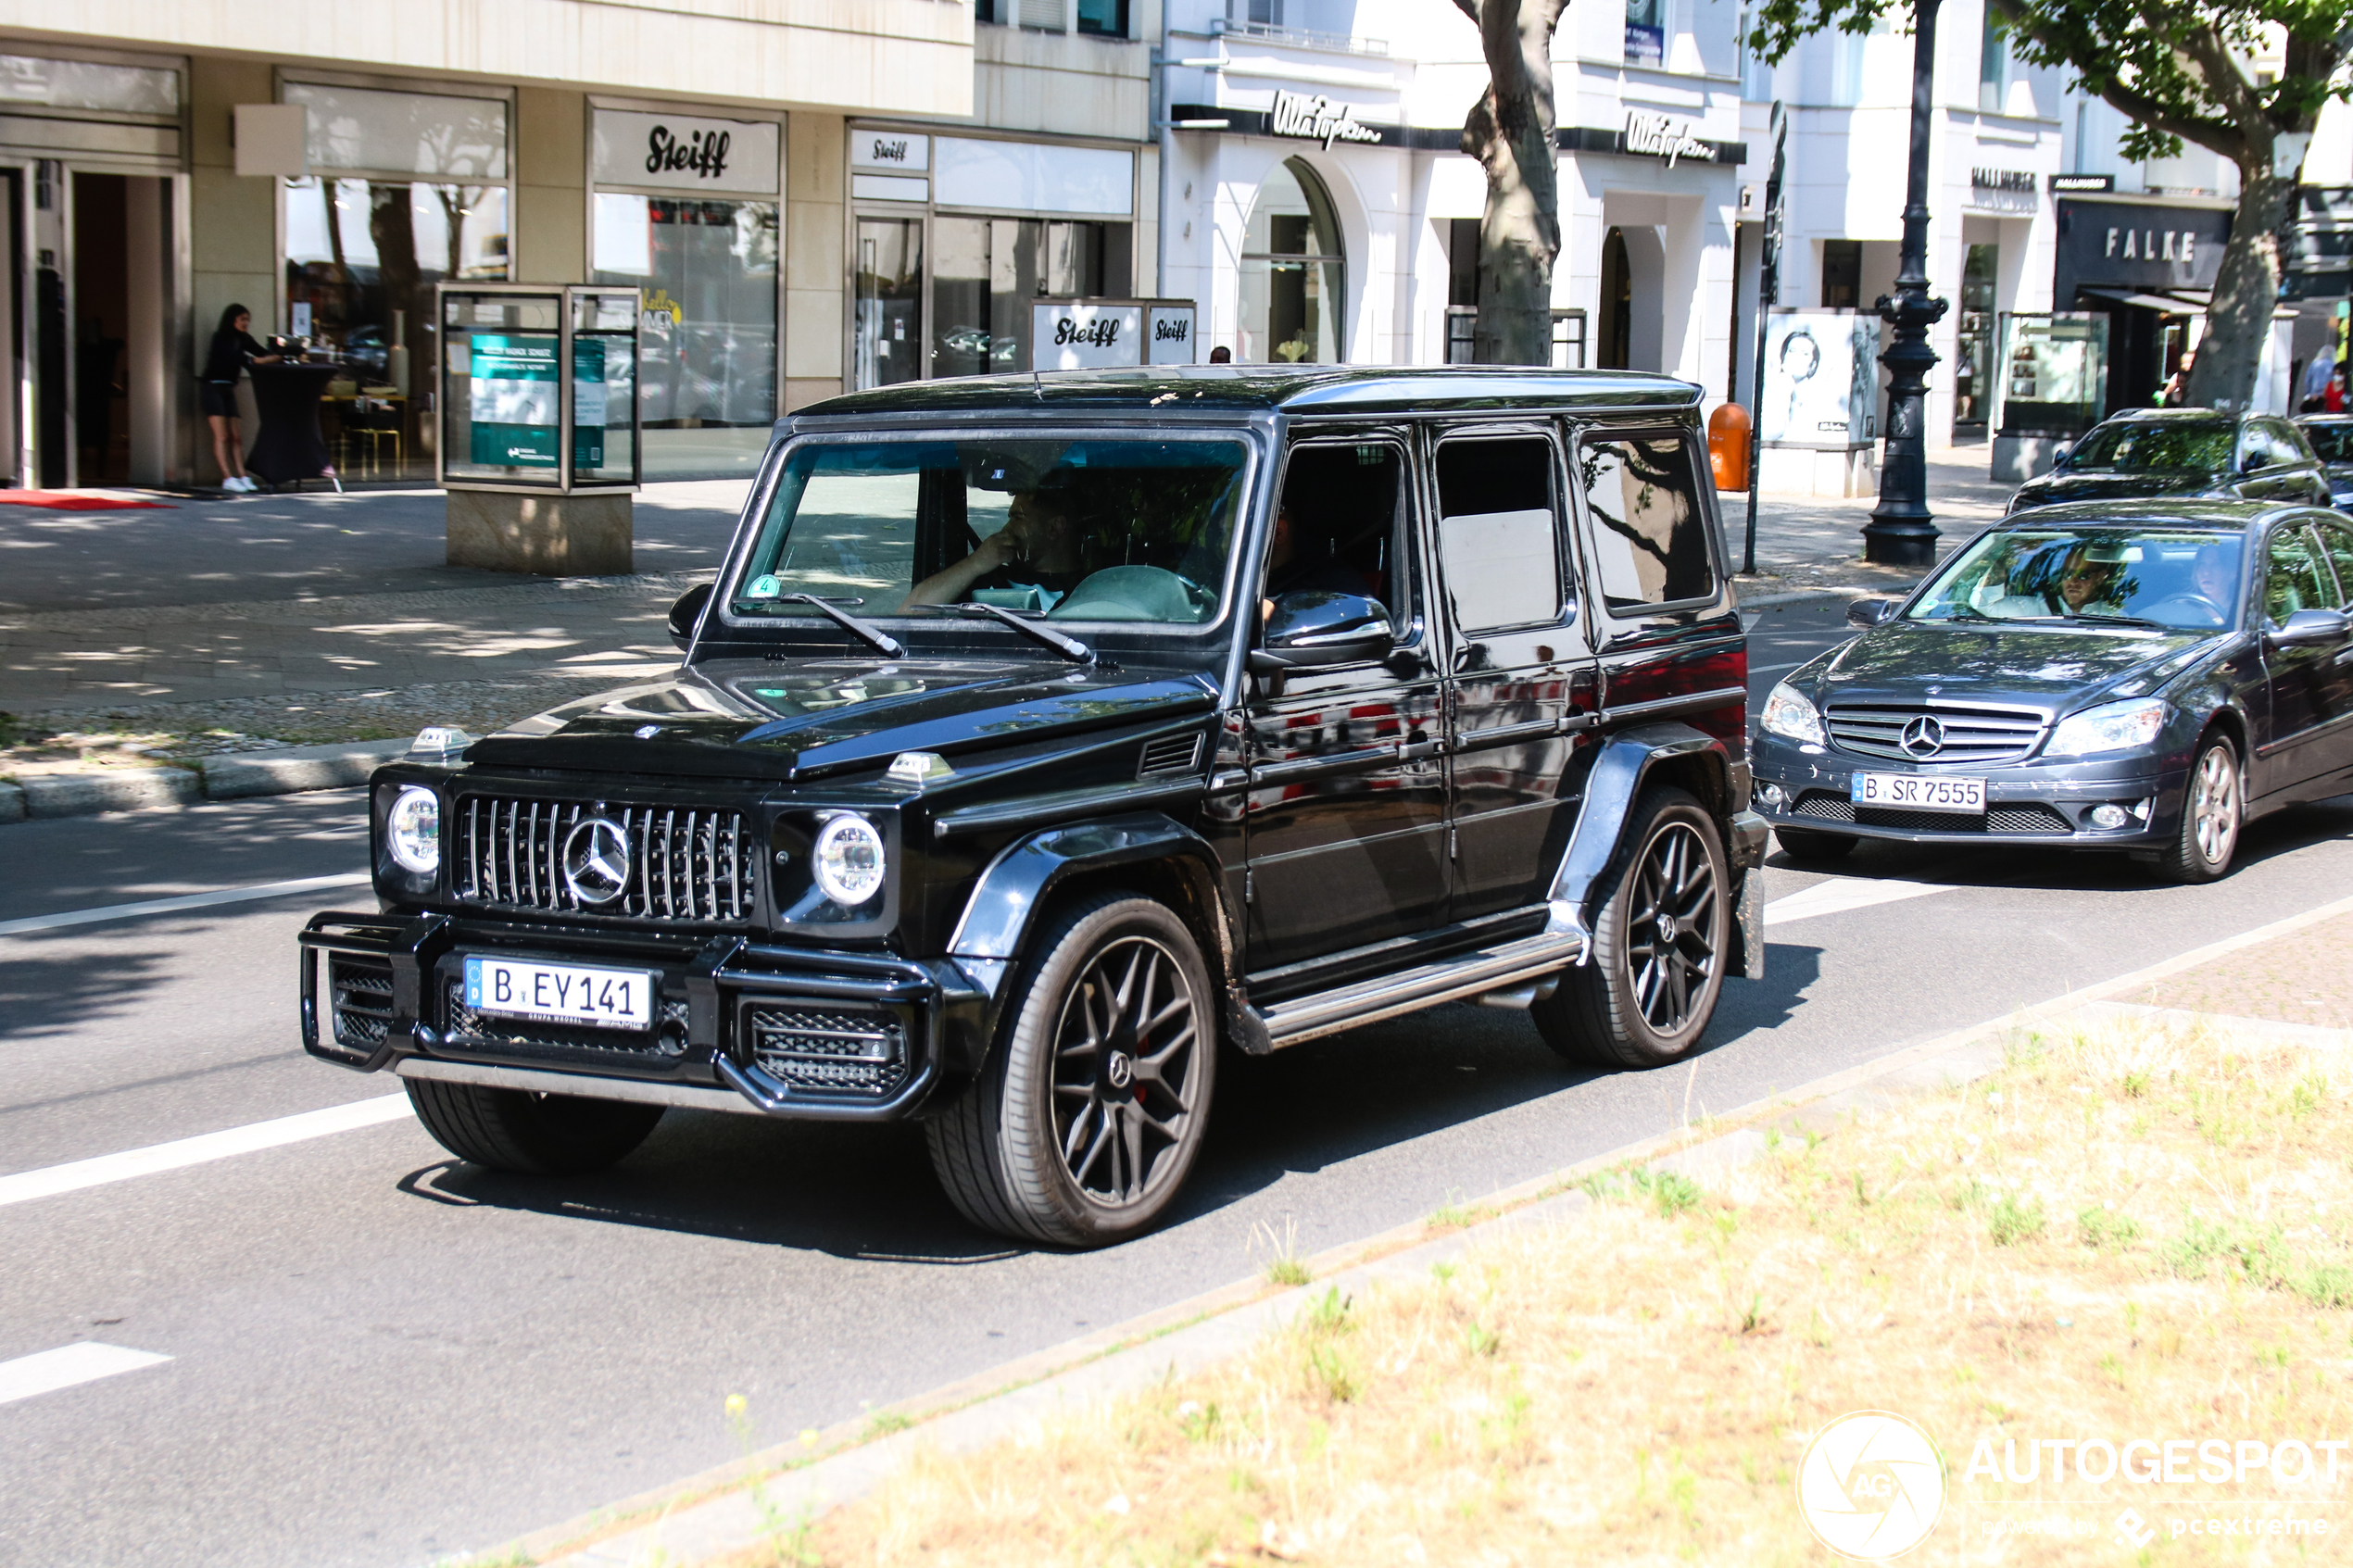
[970,528,1022,573]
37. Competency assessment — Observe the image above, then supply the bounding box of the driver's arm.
[901,530,1016,608]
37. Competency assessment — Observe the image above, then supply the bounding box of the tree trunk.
[1459,0,1567,366]
[2182,159,2294,411]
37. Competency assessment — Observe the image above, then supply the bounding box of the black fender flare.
[1547,722,1768,981]
[943,811,1255,1070]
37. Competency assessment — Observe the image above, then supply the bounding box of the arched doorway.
[1598,227,1632,370]
[1239,158,1345,364]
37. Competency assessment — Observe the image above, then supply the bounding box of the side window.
[1579,433,1715,611]
[2317,521,2353,610]
[2264,528,2331,622]
[1432,436,1565,632]
[1273,441,1410,620]
[2270,420,2314,464]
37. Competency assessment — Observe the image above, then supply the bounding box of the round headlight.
[386,785,441,874]
[811,814,887,906]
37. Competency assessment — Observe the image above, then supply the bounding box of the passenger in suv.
[301,369,1766,1247]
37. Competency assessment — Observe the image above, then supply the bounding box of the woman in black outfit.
[200,304,280,492]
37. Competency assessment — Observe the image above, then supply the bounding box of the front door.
[1240,434,1449,975]
[1428,425,1599,920]
[2253,522,2353,795]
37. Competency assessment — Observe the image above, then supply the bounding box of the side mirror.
[2052,441,2072,467]
[669,582,714,649]
[2242,451,2267,474]
[2266,607,2351,647]
[1846,597,1900,629]
[1249,591,1395,674]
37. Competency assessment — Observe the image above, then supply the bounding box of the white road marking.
[0,1094,411,1210]
[1764,876,1957,927]
[0,1342,172,1406]
[0,872,371,938]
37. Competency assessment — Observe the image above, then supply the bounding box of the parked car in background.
[2292,414,2353,510]
[2007,409,2332,516]
[298,367,1767,1248]
[1753,500,2353,884]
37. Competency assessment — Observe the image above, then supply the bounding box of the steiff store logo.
[645,123,730,182]
[590,108,779,196]
[862,135,918,168]
[1623,111,1716,169]
[1269,91,1382,150]
[1797,1411,1947,1559]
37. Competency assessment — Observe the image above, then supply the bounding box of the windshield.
[2301,423,2353,464]
[728,437,1250,626]
[1906,528,2245,631]
[2065,420,2234,472]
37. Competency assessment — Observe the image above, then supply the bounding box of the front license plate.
[462,956,658,1030]
[1850,772,1986,812]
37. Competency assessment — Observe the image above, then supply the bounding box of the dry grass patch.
[734,1018,2353,1566]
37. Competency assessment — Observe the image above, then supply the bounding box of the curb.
[497,888,2353,1568]
[2,740,406,823]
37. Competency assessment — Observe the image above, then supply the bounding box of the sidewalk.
[1724,445,2012,595]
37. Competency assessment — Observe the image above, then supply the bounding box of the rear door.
[2252,521,2351,794]
[1428,425,1601,922]
[2309,515,2353,787]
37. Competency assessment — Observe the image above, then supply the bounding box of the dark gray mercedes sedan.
[1752,499,2353,883]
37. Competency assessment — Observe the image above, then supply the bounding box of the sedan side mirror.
[2266,607,2351,648]
[1846,597,1900,629]
[669,582,714,649]
[2242,451,2267,474]
[2052,441,2072,467]
[1249,591,1395,674]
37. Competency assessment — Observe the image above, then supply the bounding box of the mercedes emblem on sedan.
[1900,715,1946,758]
[562,818,632,904]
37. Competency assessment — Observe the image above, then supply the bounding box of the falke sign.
[2055,196,2231,299]
[1621,112,1715,168]
[591,109,779,196]
[1269,91,1382,150]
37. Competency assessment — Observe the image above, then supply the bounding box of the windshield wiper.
[1928,605,1997,622]
[944,601,1095,664]
[782,593,904,659]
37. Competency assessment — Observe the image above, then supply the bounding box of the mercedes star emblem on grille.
[1899,715,1947,758]
[635,723,662,739]
[562,817,633,904]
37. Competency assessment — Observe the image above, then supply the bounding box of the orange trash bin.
[1708,402,1752,493]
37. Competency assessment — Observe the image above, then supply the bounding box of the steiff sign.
[591,109,779,195]
[849,132,929,173]
[1030,299,1200,371]
[1269,92,1382,150]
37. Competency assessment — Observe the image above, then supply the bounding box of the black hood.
[2010,470,2223,511]
[465,658,1218,781]
[1800,621,2213,711]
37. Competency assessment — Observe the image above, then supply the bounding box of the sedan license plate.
[1850,772,1986,813]
[462,956,657,1030]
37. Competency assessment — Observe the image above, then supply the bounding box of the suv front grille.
[330,956,396,1049]
[746,1005,908,1097]
[455,797,760,924]
[1827,704,2047,765]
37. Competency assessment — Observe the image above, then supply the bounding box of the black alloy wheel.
[926,894,1215,1247]
[2156,734,2242,884]
[1774,825,1857,863]
[405,1079,664,1175]
[1533,786,1730,1069]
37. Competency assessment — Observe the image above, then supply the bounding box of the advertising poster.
[1761,311,1881,446]
[466,334,605,469]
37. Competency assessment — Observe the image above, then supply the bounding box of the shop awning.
[2079,285,2200,313]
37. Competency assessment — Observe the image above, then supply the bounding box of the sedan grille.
[455,797,760,924]
[1827,703,2048,765]
[1790,791,2074,835]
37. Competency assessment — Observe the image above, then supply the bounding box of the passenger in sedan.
[2056,545,2127,615]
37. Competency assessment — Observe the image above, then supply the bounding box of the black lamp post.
[1862,0,1952,569]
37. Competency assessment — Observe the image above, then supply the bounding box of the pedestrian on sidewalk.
[199,305,281,493]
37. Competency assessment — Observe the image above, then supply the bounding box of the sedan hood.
[2010,470,2221,511]
[465,658,1218,781]
[1806,621,2211,710]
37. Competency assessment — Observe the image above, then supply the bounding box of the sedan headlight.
[385,785,442,874]
[1759,682,1827,746]
[2045,697,2171,758]
[811,814,887,906]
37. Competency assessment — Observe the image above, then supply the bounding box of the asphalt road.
[6,598,2352,1567]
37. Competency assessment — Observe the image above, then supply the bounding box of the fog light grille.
[330,956,396,1049]
[747,1006,908,1097]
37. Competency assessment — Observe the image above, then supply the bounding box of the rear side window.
[1579,433,1715,611]
[2317,521,2353,609]
[2264,528,2332,621]
[1432,436,1565,632]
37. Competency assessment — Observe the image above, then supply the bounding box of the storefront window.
[1955,244,1998,436]
[856,219,925,389]
[931,219,1107,378]
[1239,158,1344,365]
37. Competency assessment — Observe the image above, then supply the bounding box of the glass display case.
[1992,312,2109,437]
[437,283,640,491]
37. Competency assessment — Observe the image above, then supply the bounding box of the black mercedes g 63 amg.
[300,367,1765,1247]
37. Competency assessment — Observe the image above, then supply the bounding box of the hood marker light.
[888,751,954,784]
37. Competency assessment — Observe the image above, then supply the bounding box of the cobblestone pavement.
[2121,910,2353,1031]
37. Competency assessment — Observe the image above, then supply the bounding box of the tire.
[925,894,1216,1248]
[2155,734,2243,884]
[1774,826,1857,863]
[1532,786,1731,1070]
[405,1078,663,1175]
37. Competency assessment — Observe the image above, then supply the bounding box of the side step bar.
[1258,908,1590,1050]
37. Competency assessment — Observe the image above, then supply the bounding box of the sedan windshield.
[1906,528,2245,631]
[2301,423,2353,463]
[2065,421,2234,472]
[728,437,1250,626]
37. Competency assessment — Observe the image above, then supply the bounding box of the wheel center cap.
[1105,1052,1135,1091]
[1655,912,1679,942]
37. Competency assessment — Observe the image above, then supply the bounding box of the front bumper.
[1750,735,2183,847]
[297,911,989,1121]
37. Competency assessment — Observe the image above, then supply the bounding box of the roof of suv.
[793,366,1705,422]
